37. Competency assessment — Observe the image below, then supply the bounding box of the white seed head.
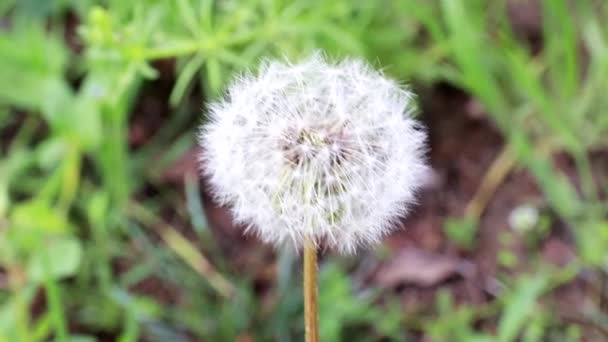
[199,53,429,254]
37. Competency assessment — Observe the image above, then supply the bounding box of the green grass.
[1,0,607,340]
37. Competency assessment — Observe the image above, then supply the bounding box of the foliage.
[0,0,607,340]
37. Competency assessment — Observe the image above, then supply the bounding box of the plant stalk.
[303,238,319,342]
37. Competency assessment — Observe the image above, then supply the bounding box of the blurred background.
[1,0,607,341]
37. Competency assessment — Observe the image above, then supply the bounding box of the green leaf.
[170,53,206,106]
[11,200,72,236]
[27,236,83,282]
[66,335,97,342]
[498,275,548,342]
[36,138,67,170]
[443,217,478,250]
[577,221,608,266]
[0,181,7,218]
[0,23,68,111]
[206,57,223,96]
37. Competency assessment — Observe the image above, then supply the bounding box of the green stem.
[42,246,68,341]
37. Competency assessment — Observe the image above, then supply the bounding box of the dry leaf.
[375,248,472,288]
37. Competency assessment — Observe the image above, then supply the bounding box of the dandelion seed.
[199,52,429,254]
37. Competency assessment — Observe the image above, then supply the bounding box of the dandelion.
[199,53,429,341]
[200,53,428,252]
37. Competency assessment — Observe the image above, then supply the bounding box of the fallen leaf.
[375,248,472,288]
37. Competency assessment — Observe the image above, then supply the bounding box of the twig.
[465,145,516,221]
[160,228,235,298]
[465,138,559,221]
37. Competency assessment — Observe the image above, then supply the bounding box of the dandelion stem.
[303,238,319,342]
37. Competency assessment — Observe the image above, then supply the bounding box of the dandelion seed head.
[199,53,429,254]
